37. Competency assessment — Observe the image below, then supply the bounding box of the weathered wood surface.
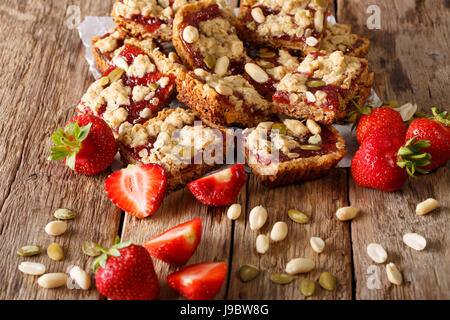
[338,0,450,300]
[0,0,448,300]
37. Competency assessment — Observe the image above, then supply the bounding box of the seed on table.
[270,273,295,285]
[45,221,67,236]
[17,245,42,257]
[285,258,315,275]
[319,272,336,291]
[366,243,388,263]
[256,234,270,254]
[270,221,288,242]
[386,263,402,285]
[54,208,76,220]
[82,241,102,257]
[288,209,310,224]
[69,266,91,290]
[18,262,46,275]
[416,198,439,215]
[239,265,260,283]
[403,233,427,251]
[300,279,316,297]
[249,206,268,230]
[38,273,68,289]
[227,204,242,220]
[310,237,325,253]
[336,206,360,221]
[47,243,64,261]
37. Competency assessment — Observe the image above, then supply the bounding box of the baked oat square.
[242,118,346,186]
[321,23,371,58]
[236,0,329,52]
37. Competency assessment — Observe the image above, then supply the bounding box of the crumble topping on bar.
[320,23,370,57]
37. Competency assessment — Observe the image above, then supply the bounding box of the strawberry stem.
[397,137,432,177]
[92,237,132,272]
[432,107,450,126]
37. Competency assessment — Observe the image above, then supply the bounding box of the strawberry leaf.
[115,241,132,249]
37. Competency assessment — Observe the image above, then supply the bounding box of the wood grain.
[0,0,120,300]
[227,171,353,300]
[338,0,450,300]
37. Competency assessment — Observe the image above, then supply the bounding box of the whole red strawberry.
[351,130,409,191]
[49,114,116,175]
[94,237,160,300]
[405,108,450,171]
[356,107,406,144]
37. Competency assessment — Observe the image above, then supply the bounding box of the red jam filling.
[246,125,338,165]
[244,5,324,45]
[128,15,168,34]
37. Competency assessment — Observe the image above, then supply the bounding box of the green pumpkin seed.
[108,67,125,82]
[246,21,256,31]
[270,273,295,285]
[319,272,336,291]
[272,123,287,135]
[259,50,277,59]
[54,208,76,220]
[47,243,64,261]
[314,0,328,8]
[239,265,260,282]
[82,241,102,257]
[99,76,110,86]
[300,279,316,297]
[17,245,42,257]
[300,145,322,151]
[288,209,310,224]
[306,80,326,88]
[149,83,159,91]
[257,60,275,69]
[203,54,216,69]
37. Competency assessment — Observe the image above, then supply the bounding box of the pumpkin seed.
[300,145,322,151]
[319,272,336,291]
[82,241,102,257]
[108,68,125,82]
[300,279,316,297]
[54,208,76,220]
[149,83,159,91]
[17,245,42,257]
[99,76,110,86]
[257,60,275,69]
[306,80,326,88]
[314,0,328,8]
[47,243,64,261]
[239,265,260,282]
[385,99,399,109]
[272,123,287,135]
[288,209,310,224]
[270,273,295,285]
[203,54,216,69]
[259,50,277,58]
[246,21,256,31]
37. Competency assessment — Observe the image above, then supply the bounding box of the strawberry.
[404,108,450,171]
[144,218,202,266]
[49,114,116,175]
[188,164,246,206]
[105,164,167,218]
[167,262,228,300]
[356,107,406,144]
[94,237,160,300]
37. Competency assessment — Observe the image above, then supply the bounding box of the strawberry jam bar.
[236,0,329,52]
[77,42,176,134]
[242,118,346,186]
[92,28,128,74]
[176,68,275,128]
[112,0,200,41]
[273,50,373,125]
[118,108,233,190]
[321,23,370,58]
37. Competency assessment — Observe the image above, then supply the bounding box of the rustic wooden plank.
[338,0,450,299]
[227,170,352,300]
[0,0,121,300]
[120,181,242,299]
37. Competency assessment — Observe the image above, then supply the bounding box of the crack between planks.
[345,168,357,300]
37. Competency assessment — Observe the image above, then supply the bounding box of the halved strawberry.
[105,164,167,218]
[144,218,202,266]
[167,262,228,300]
[187,164,246,206]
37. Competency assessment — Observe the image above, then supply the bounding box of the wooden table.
[0,0,448,300]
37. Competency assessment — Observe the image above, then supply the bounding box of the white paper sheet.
[77,15,382,168]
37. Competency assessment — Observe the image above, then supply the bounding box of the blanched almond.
[38,273,68,289]
[45,221,67,236]
[69,266,91,290]
[306,119,321,135]
[416,198,439,215]
[182,25,199,43]
[227,204,241,220]
[251,7,265,24]
[310,237,325,253]
[256,234,269,254]
[270,222,288,242]
[18,262,46,275]
[336,206,360,221]
[249,206,268,230]
[285,258,315,275]
[245,63,269,83]
[386,263,402,285]
[366,243,387,263]
[403,233,426,251]
[215,56,230,76]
